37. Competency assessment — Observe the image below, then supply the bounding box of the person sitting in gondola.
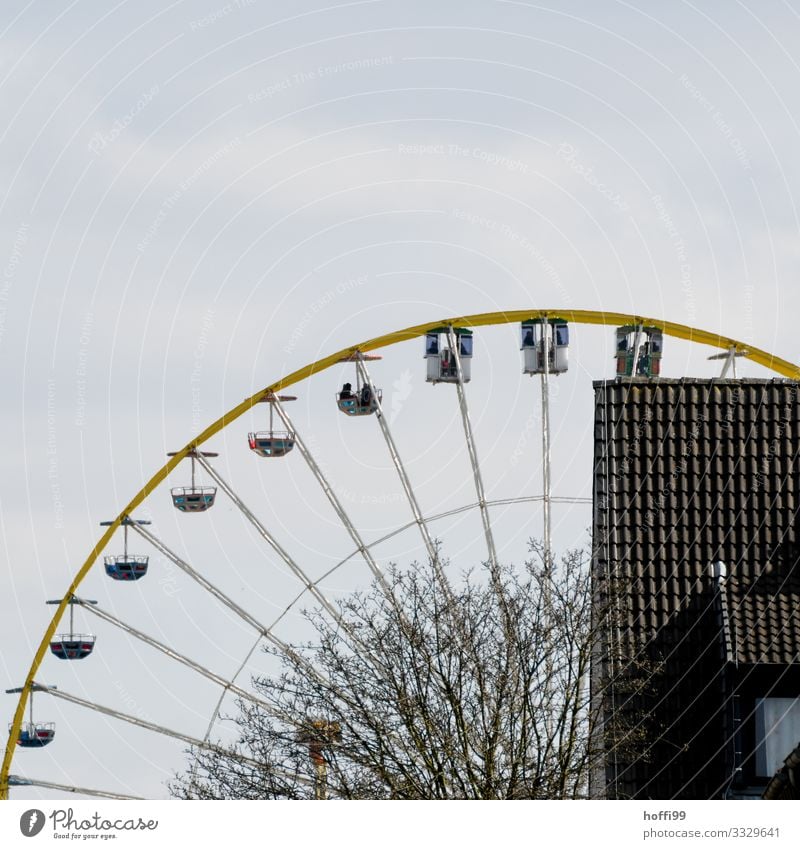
[441,349,456,378]
[360,384,372,406]
[636,342,650,375]
[340,382,353,398]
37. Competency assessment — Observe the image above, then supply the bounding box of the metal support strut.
[270,396,391,593]
[541,326,552,571]
[34,683,308,786]
[129,523,337,687]
[354,354,441,569]
[195,452,352,626]
[447,326,498,570]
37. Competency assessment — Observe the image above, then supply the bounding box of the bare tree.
[171,543,653,799]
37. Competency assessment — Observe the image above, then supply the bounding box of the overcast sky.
[2,0,799,800]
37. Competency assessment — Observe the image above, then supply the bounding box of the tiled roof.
[592,378,800,799]
[722,561,800,666]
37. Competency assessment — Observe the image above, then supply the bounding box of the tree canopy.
[171,544,652,799]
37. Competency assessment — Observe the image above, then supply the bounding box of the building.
[591,378,800,799]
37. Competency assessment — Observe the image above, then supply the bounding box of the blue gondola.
[336,353,383,416]
[249,431,295,457]
[336,387,382,416]
[100,518,151,581]
[16,722,55,748]
[6,685,56,748]
[104,555,148,580]
[171,486,216,512]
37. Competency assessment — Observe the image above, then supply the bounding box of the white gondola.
[168,450,218,512]
[521,318,569,375]
[424,328,473,384]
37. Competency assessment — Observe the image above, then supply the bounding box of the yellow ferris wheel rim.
[3,307,798,799]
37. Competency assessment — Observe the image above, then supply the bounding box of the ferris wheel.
[3,309,797,801]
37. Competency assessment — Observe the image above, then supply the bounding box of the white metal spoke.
[541,336,553,569]
[192,635,263,786]
[631,324,643,371]
[195,453,349,625]
[130,523,335,683]
[310,494,592,590]
[355,355,441,570]
[79,600,273,713]
[39,684,260,764]
[130,523,371,708]
[36,684,307,784]
[447,326,498,570]
[194,453,413,678]
[132,523,277,642]
[721,345,737,378]
[271,397,390,592]
[78,600,330,791]
[8,775,143,800]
